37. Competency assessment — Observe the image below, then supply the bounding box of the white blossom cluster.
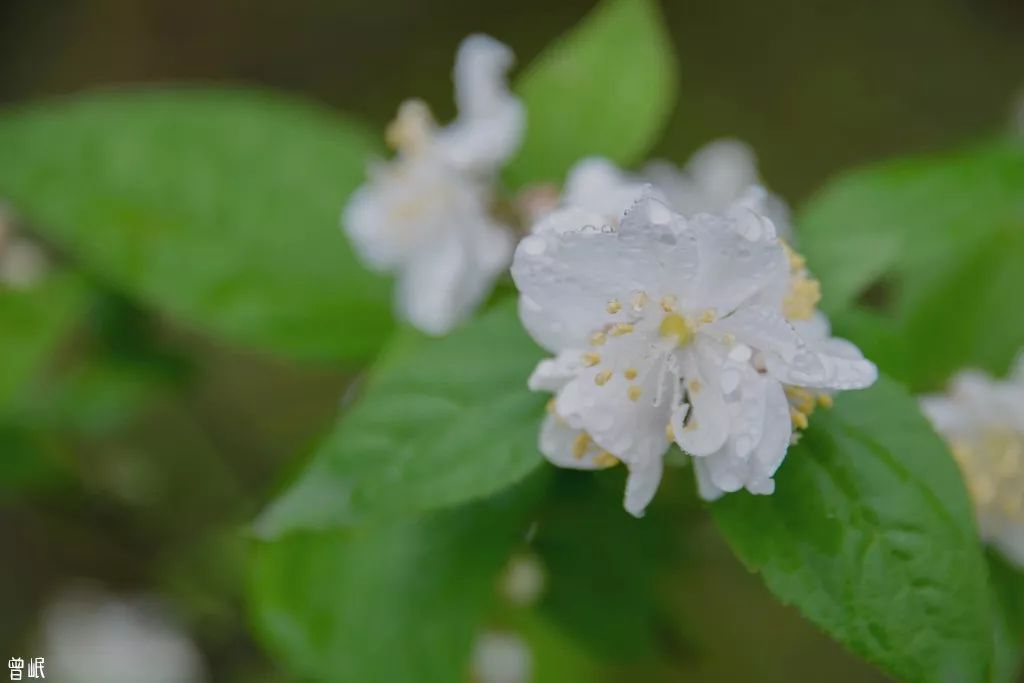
[342,35,877,514]
[922,358,1024,567]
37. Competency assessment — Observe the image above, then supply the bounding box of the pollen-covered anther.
[606,298,622,314]
[571,433,590,460]
[660,295,678,313]
[817,394,834,408]
[630,291,649,312]
[589,331,607,347]
[385,99,436,151]
[785,386,816,415]
[594,452,620,468]
[790,408,809,430]
[665,423,675,441]
[658,313,694,346]
[624,368,638,380]
[595,370,613,386]
[784,274,822,321]
[610,323,634,336]
[627,385,642,401]
[582,352,601,367]
[782,241,806,270]
[698,309,716,325]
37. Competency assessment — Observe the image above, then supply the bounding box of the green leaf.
[0,424,69,497]
[0,88,392,363]
[256,299,546,536]
[0,273,85,409]
[988,551,1024,682]
[533,469,693,663]
[506,0,678,186]
[799,139,1024,390]
[712,375,994,683]
[248,475,546,683]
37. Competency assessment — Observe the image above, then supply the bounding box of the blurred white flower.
[644,139,793,241]
[0,205,49,289]
[500,553,545,607]
[921,358,1024,566]
[471,632,531,683]
[41,587,207,683]
[512,192,876,514]
[343,35,524,335]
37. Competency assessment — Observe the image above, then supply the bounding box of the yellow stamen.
[791,409,809,430]
[630,291,649,311]
[590,331,607,347]
[660,295,677,312]
[666,423,675,441]
[817,394,833,408]
[784,274,821,321]
[545,398,557,413]
[782,241,806,271]
[699,309,715,324]
[610,323,634,336]
[582,352,601,367]
[385,99,436,151]
[624,368,638,380]
[688,378,703,393]
[606,298,621,314]
[594,452,620,468]
[572,433,590,460]
[627,385,642,401]
[595,370,613,386]
[659,314,694,346]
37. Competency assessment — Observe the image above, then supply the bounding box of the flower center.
[658,313,693,346]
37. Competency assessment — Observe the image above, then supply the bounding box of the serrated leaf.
[799,140,1024,390]
[248,475,546,683]
[256,300,546,536]
[712,375,994,683]
[0,88,392,363]
[506,0,677,186]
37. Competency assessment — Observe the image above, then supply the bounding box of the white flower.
[644,138,793,241]
[41,587,207,683]
[343,35,524,335]
[500,553,545,607]
[471,632,532,683]
[0,205,49,289]
[921,358,1024,566]
[512,193,876,515]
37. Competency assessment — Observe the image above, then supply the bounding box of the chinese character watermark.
[7,658,44,680]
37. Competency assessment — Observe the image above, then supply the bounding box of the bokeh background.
[1,0,1022,680]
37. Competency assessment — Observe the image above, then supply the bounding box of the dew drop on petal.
[648,200,672,226]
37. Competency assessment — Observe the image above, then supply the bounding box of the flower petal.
[397,221,511,335]
[538,414,618,471]
[674,346,730,456]
[624,455,665,517]
[692,372,792,501]
[563,157,654,223]
[438,34,524,172]
[554,353,673,465]
[512,195,698,352]
[686,211,789,315]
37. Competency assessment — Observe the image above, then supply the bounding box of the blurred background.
[1,0,1022,680]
